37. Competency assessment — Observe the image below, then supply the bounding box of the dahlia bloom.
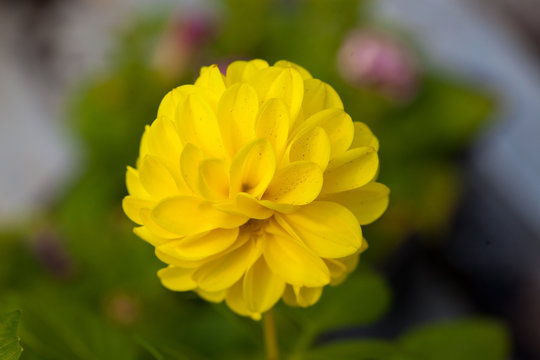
[123,59,389,319]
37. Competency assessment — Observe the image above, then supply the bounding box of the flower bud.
[153,10,217,77]
[337,29,418,101]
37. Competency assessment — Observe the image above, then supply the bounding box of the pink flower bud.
[153,10,217,77]
[337,29,418,101]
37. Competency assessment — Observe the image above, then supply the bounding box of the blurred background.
[1,0,540,359]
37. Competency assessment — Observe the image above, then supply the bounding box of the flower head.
[123,59,389,319]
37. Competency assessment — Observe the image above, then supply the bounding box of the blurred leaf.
[280,267,391,355]
[301,339,408,360]
[217,0,272,54]
[135,337,166,360]
[358,74,494,249]
[398,319,510,360]
[374,75,493,162]
[369,162,459,246]
[413,164,460,234]
[262,0,359,75]
[299,268,390,331]
[0,311,22,360]
[0,286,136,360]
[71,68,166,177]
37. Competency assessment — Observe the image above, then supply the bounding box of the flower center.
[241,218,267,237]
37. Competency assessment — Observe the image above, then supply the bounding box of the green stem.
[263,309,279,360]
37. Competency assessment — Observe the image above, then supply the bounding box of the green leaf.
[294,268,391,331]
[398,318,510,360]
[7,287,137,360]
[279,267,391,355]
[301,339,409,360]
[0,311,23,360]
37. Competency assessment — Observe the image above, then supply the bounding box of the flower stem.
[263,309,279,360]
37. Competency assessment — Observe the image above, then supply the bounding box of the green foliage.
[398,319,510,360]
[11,290,135,360]
[283,267,390,332]
[276,267,390,356]
[0,311,23,360]
[302,340,406,360]
[372,76,493,160]
[215,0,361,77]
[300,319,509,360]
[217,0,272,54]
[360,75,494,260]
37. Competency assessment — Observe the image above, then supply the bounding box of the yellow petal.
[152,196,248,236]
[214,192,274,220]
[302,79,343,119]
[293,109,354,157]
[258,200,299,214]
[126,166,148,198]
[194,65,226,108]
[225,59,269,87]
[147,116,190,193]
[282,285,324,308]
[139,155,179,199]
[155,246,209,269]
[277,202,362,258]
[255,98,290,162]
[198,158,230,201]
[148,116,183,161]
[263,221,330,287]
[123,196,154,224]
[263,161,323,205]
[274,60,312,80]
[330,253,360,286]
[252,66,304,128]
[341,252,361,272]
[243,257,285,313]
[157,84,200,118]
[136,125,150,169]
[196,288,226,303]
[217,83,259,157]
[193,237,261,292]
[351,121,379,151]
[282,285,298,306]
[293,286,323,307]
[225,279,262,320]
[180,143,204,196]
[229,138,276,198]
[360,237,368,252]
[321,147,379,195]
[324,258,347,281]
[158,266,197,291]
[133,226,172,246]
[156,90,178,120]
[176,93,224,157]
[288,126,331,170]
[322,182,389,225]
[139,208,180,239]
[156,227,255,269]
[158,228,239,261]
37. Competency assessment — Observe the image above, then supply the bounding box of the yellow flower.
[123,59,389,319]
